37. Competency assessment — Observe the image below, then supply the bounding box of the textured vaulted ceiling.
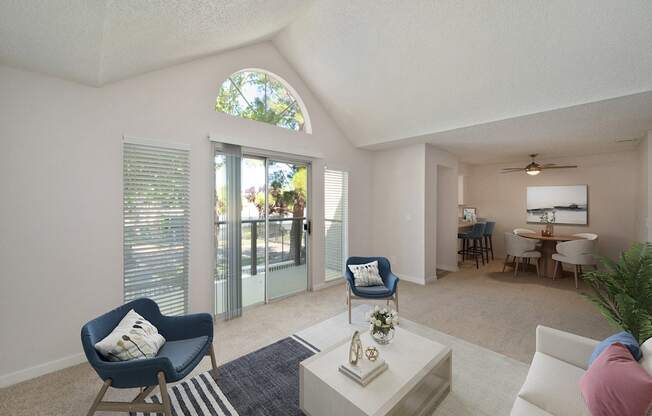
[2,1,652,161]
[275,0,652,150]
[0,0,312,85]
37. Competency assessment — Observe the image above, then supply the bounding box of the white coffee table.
[300,326,452,416]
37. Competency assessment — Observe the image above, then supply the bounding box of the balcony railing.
[215,217,306,280]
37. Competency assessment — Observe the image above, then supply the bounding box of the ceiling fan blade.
[540,163,557,167]
[500,169,525,173]
[501,167,525,171]
[540,165,578,170]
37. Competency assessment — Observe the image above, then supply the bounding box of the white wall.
[0,41,373,385]
[370,143,459,283]
[425,145,459,276]
[371,144,426,283]
[637,133,652,242]
[465,151,640,260]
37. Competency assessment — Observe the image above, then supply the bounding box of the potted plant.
[582,242,652,344]
[367,306,399,344]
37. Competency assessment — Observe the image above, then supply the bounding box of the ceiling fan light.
[526,168,540,176]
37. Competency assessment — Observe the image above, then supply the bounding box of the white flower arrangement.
[367,306,398,336]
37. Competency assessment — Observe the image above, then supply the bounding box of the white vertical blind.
[123,140,190,316]
[324,169,348,281]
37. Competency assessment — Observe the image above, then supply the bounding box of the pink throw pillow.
[579,343,652,416]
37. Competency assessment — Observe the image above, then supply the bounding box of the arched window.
[215,69,310,132]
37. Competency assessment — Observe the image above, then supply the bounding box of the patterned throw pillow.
[348,261,385,287]
[95,309,166,361]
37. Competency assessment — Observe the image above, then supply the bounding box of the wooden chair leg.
[158,372,173,416]
[513,257,520,278]
[395,288,399,313]
[489,235,494,260]
[133,385,157,403]
[348,287,352,324]
[208,344,218,380]
[553,260,559,280]
[87,379,111,416]
[574,265,579,289]
[503,255,510,272]
[535,258,540,278]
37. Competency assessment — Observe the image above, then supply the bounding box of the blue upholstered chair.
[81,298,216,415]
[345,257,400,324]
[482,221,496,262]
[457,222,487,268]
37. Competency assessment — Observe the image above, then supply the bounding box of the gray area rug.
[137,305,528,416]
[135,336,316,416]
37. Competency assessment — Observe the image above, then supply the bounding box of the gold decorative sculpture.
[349,331,364,365]
[365,346,379,362]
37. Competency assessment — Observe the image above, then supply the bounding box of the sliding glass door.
[215,145,310,317]
[241,157,266,307]
[267,160,308,299]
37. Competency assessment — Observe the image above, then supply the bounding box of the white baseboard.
[396,273,427,285]
[0,352,86,388]
[425,274,438,283]
[313,278,345,291]
[437,264,459,272]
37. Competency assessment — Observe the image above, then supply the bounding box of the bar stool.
[482,221,496,262]
[457,222,486,269]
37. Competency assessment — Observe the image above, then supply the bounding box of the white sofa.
[511,325,598,416]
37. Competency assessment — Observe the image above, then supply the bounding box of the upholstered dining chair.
[504,232,542,278]
[552,239,597,289]
[513,228,536,235]
[573,233,598,240]
[81,298,216,416]
[513,228,542,247]
[345,257,399,324]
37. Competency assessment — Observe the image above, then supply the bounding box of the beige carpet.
[298,305,528,416]
[0,260,614,415]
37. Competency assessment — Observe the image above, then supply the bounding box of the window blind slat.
[324,169,348,281]
[124,141,190,316]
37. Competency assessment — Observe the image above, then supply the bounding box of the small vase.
[371,327,395,344]
[542,224,554,237]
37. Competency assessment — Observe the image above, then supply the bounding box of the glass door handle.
[303,220,312,235]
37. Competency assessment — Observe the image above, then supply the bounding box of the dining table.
[520,232,583,278]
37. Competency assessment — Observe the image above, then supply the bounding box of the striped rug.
[134,335,319,416]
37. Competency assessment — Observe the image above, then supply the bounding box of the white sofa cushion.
[641,337,652,376]
[510,397,555,416]
[517,352,590,416]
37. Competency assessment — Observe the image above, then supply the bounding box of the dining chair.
[573,233,598,240]
[458,222,486,268]
[513,228,542,247]
[504,232,541,278]
[552,239,597,289]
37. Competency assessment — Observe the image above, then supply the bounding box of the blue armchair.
[345,257,400,323]
[81,298,216,415]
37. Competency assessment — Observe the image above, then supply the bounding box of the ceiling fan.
[501,154,578,176]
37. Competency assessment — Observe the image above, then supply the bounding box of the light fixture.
[525,163,541,176]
